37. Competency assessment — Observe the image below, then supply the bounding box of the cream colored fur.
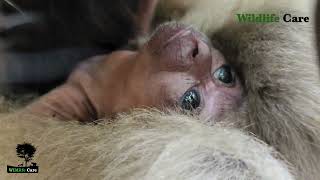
[158,0,316,33]
[157,0,320,179]
[0,0,319,179]
[0,109,293,180]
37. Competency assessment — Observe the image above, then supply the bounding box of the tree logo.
[7,143,39,173]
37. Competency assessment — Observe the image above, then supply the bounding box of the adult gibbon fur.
[0,0,319,180]
[0,110,293,180]
[156,0,320,179]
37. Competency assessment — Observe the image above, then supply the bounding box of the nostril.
[192,44,199,58]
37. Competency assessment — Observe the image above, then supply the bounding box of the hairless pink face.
[28,23,243,122]
[129,23,243,120]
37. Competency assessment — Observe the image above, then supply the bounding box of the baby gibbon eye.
[213,65,235,86]
[180,89,201,111]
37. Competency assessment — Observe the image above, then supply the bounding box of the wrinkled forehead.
[139,22,224,79]
[145,22,211,53]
